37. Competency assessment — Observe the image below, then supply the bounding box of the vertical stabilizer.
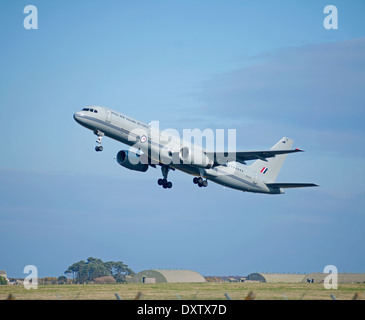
[250,137,293,182]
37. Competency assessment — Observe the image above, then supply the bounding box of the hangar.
[126,269,206,284]
[246,272,365,284]
[246,273,306,283]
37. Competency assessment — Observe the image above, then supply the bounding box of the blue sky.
[1,0,364,278]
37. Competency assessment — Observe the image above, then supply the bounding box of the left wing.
[205,149,303,166]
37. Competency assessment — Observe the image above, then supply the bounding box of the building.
[246,273,306,283]
[126,269,206,284]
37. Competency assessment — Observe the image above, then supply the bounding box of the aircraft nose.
[73,111,82,123]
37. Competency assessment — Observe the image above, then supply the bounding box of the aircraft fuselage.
[74,106,314,194]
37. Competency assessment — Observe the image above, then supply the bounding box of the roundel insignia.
[140,135,147,143]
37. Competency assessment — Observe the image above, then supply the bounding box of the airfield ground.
[1,282,364,300]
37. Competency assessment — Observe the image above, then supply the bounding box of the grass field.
[1,282,364,300]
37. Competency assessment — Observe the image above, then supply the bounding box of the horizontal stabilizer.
[266,183,319,189]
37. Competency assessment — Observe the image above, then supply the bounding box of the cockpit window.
[81,108,98,113]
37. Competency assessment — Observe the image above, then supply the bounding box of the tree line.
[64,257,134,283]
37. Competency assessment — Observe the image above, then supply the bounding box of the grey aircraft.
[74,106,317,194]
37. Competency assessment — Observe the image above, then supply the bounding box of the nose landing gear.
[94,130,104,152]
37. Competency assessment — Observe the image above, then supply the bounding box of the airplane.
[73,106,318,194]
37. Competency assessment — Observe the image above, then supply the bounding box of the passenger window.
[94,110,98,113]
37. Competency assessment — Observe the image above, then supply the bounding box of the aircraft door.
[253,172,258,184]
[106,110,111,123]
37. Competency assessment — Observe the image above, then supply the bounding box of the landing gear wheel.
[162,179,168,188]
[159,165,173,189]
[195,177,208,187]
[94,130,104,152]
[159,178,172,189]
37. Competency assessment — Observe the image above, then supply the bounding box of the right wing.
[205,149,303,166]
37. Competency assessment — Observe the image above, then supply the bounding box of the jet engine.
[179,146,191,162]
[116,150,149,172]
[179,146,213,168]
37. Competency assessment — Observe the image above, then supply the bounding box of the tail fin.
[250,137,293,182]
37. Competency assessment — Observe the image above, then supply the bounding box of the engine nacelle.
[179,146,191,162]
[179,146,213,168]
[116,150,149,172]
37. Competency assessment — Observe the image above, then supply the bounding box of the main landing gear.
[193,177,208,188]
[158,178,172,189]
[94,130,104,152]
[158,165,173,189]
